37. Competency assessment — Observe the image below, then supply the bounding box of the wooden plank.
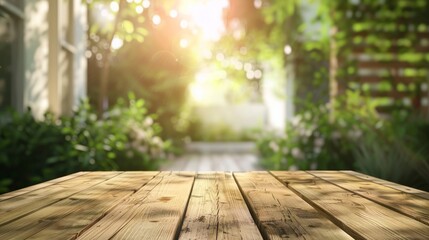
[366,90,422,98]
[0,172,88,202]
[310,171,429,225]
[353,31,429,39]
[352,45,429,54]
[234,171,352,239]
[0,172,158,239]
[350,76,425,84]
[358,61,429,69]
[343,170,429,200]
[0,172,121,226]
[272,171,429,239]
[77,171,195,240]
[179,172,262,240]
[375,105,413,114]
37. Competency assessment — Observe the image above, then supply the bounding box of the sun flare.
[181,0,228,41]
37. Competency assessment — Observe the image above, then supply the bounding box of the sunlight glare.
[254,69,262,79]
[182,0,228,41]
[142,0,150,8]
[101,8,114,21]
[216,53,224,61]
[246,70,255,79]
[180,38,189,48]
[170,9,178,18]
[284,45,292,55]
[111,36,124,50]
[254,0,262,9]
[110,1,119,12]
[152,15,161,25]
[180,20,189,29]
[93,3,115,28]
[136,6,144,14]
[190,85,204,102]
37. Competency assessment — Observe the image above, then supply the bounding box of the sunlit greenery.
[2,0,429,192]
[0,96,170,193]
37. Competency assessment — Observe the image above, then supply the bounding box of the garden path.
[161,153,262,171]
[161,142,262,171]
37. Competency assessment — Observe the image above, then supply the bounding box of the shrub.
[256,93,429,190]
[0,110,66,192]
[353,114,429,189]
[0,96,170,193]
[258,91,380,170]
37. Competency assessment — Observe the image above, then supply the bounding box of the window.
[0,9,15,109]
[59,0,75,114]
[4,0,22,8]
[0,1,23,110]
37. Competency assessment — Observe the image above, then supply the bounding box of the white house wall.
[262,62,287,131]
[72,0,87,108]
[18,0,86,118]
[23,0,50,118]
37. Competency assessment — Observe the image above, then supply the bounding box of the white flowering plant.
[257,92,380,170]
[0,95,172,193]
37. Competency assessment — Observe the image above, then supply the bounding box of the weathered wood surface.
[234,172,352,239]
[0,172,88,202]
[180,172,262,240]
[272,171,429,239]
[0,172,158,240]
[343,170,429,200]
[0,171,428,240]
[310,171,429,225]
[0,172,121,226]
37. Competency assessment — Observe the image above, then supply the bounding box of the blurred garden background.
[1,0,429,193]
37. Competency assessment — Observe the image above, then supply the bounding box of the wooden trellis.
[341,2,429,114]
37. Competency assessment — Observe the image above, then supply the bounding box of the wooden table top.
[0,171,429,239]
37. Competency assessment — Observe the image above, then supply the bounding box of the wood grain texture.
[234,171,352,240]
[343,170,429,200]
[272,171,429,239]
[0,172,158,240]
[0,172,120,226]
[1,170,429,240]
[179,172,262,240]
[310,171,429,225]
[0,172,88,202]
[77,172,195,240]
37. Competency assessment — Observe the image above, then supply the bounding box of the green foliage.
[187,119,258,142]
[87,0,197,142]
[0,96,170,193]
[353,113,429,189]
[0,110,68,192]
[257,93,379,170]
[257,95,429,190]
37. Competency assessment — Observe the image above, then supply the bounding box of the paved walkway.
[161,153,263,171]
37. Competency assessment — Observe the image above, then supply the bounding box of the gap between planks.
[76,171,195,240]
[234,171,353,240]
[271,171,429,239]
[0,172,159,240]
[179,172,262,240]
[308,171,429,226]
[0,172,122,227]
[342,170,429,200]
[0,172,89,202]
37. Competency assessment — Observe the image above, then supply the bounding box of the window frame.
[0,0,24,112]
